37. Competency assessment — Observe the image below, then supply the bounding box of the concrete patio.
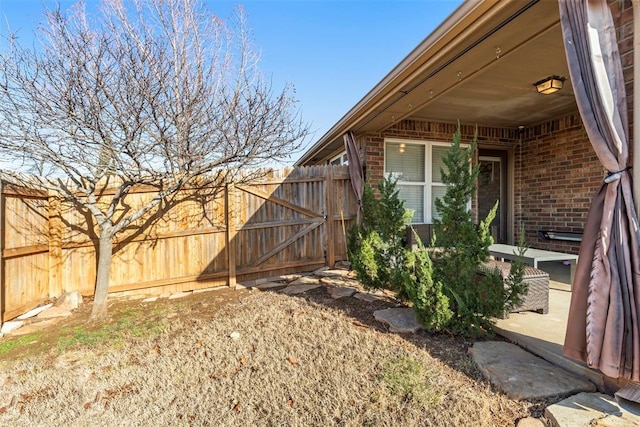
[494,261,609,390]
[488,261,640,425]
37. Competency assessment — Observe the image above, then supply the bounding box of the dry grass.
[0,286,537,426]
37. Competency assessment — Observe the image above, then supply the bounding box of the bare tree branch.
[0,0,310,320]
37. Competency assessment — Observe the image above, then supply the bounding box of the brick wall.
[610,0,634,133]
[360,120,519,226]
[515,113,603,254]
[360,114,602,255]
[361,120,518,186]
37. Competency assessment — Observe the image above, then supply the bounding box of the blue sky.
[0,0,462,163]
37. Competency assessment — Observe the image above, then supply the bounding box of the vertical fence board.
[226,184,237,289]
[325,165,335,267]
[48,193,63,296]
[1,188,51,321]
[0,182,3,324]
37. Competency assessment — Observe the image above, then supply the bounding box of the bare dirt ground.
[0,282,548,426]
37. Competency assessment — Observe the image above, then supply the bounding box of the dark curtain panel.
[343,131,364,224]
[560,0,640,381]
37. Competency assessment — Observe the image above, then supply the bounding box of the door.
[478,150,508,244]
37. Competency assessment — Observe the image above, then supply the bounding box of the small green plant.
[347,176,412,298]
[382,355,442,407]
[348,177,451,331]
[57,326,114,351]
[501,227,528,313]
[57,307,167,352]
[0,333,43,357]
[397,231,451,331]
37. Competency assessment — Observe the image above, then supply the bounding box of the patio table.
[488,243,578,284]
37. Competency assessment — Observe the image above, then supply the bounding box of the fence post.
[325,165,336,268]
[48,191,63,297]
[0,180,4,325]
[225,184,237,289]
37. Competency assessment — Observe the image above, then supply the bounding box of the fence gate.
[229,166,335,284]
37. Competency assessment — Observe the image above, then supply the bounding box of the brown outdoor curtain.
[560,0,640,381]
[344,131,364,224]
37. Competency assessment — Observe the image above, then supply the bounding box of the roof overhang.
[296,0,575,166]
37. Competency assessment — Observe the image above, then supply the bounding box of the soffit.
[375,0,574,131]
[298,0,575,165]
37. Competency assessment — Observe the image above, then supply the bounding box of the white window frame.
[330,152,348,166]
[384,138,467,224]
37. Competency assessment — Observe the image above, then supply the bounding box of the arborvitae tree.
[347,176,411,296]
[433,126,490,266]
[432,124,525,336]
[397,231,452,331]
[347,177,451,331]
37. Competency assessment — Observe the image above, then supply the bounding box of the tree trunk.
[89,230,114,321]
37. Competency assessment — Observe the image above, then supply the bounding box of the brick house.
[295,0,636,256]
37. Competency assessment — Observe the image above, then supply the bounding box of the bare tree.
[0,0,310,320]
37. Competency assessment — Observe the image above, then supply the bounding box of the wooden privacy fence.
[0,165,357,322]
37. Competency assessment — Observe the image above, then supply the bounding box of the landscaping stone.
[313,266,330,275]
[516,417,545,427]
[373,308,421,333]
[319,276,360,287]
[36,306,73,319]
[8,319,58,336]
[319,276,346,287]
[264,275,288,283]
[1,320,24,334]
[280,284,321,295]
[470,341,596,401]
[289,276,320,286]
[255,281,287,290]
[169,291,191,300]
[55,292,81,310]
[327,286,357,299]
[238,278,270,289]
[193,287,225,294]
[343,278,361,288]
[159,292,171,299]
[16,303,53,320]
[354,292,381,302]
[545,392,640,427]
[276,274,302,282]
[124,294,148,300]
[315,269,351,278]
[142,296,159,303]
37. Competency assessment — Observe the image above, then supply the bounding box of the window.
[384,139,450,224]
[330,152,348,166]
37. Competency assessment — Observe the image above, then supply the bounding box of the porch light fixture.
[534,75,566,95]
[399,143,406,153]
